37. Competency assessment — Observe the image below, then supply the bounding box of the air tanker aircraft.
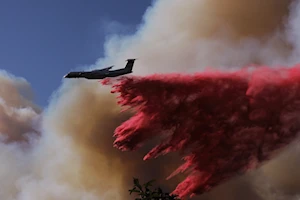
[63,59,136,79]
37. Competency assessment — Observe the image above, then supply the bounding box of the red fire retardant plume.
[101,65,300,198]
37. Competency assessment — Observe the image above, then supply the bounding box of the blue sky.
[0,0,152,107]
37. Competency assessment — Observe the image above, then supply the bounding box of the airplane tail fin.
[124,59,136,72]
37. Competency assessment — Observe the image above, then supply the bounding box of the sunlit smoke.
[0,70,41,199]
[98,0,295,74]
[0,70,41,143]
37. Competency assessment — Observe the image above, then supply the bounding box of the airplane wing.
[92,66,113,73]
[103,66,113,71]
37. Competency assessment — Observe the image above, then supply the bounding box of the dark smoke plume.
[103,64,300,198]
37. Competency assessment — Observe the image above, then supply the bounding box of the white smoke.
[0,71,40,199]
[287,0,300,65]
[1,0,300,199]
[97,0,297,74]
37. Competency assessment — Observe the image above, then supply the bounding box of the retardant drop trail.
[102,65,300,198]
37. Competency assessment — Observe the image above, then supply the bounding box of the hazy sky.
[0,0,152,107]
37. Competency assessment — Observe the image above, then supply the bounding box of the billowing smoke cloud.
[1,0,300,199]
[98,0,295,74]
[0,70,41,199]
[0,70,40,143]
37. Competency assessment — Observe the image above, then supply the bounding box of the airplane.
[63,59,136,79]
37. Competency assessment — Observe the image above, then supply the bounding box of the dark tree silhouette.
[129,178,180,200]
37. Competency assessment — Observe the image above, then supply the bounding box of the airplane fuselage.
[65,69,132,79]
[64,59,135,79]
